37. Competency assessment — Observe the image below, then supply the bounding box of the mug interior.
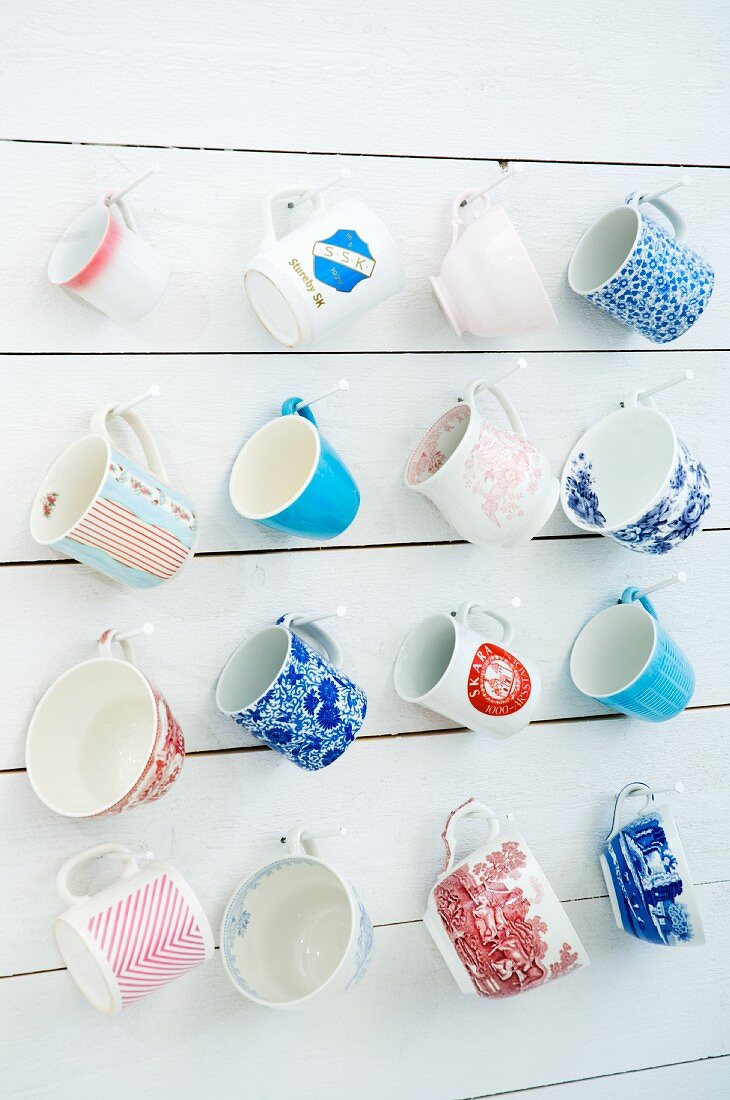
[568,205,641,294]
[225,859,353,1004]
[394,614,456,701]
[27,659,156,816]
[216,626,290,713]
[48,205,111,286]
[30,435,109,545]
[571,603,656,698]
[229,416,319,519]
[244,270,301,348]
[405,405,471,487]
[54,920,116,1014]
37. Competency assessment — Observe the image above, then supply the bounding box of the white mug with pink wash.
[47,168,169,324]
[54,844,214,1016]
[404,366,559,548]
[244,186,404,348]
[393,601,540,738]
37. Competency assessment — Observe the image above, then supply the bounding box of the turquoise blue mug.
[569,586,694,721]
[228,397,360,540]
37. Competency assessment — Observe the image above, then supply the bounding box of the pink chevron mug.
[26,627,185,817]
[54,844,214,1015]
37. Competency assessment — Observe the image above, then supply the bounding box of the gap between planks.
[1,349,726,357]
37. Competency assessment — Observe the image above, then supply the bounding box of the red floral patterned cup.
[26,627,184,817]
[424,799,589,998]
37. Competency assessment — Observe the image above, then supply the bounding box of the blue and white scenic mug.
[568,189,714,343]
[570,587,694,722]
[215,611,367,770]
[228,396,360,541]
[600,782,704,947]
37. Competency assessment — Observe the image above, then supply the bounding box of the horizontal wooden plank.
[0,143,727,352]
[6,352,727,563]
[490,1057,730,1100]
[2,707,726,976]
[1,882,727,1099]
[1,534,727,769]
[1,1,726,165]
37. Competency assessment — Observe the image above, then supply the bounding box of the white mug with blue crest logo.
[244,187,404,347]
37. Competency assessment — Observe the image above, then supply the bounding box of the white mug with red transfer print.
[404,367,559,548]
[424,799,589,999]
[393,601,540,738]
[26,626,185,818]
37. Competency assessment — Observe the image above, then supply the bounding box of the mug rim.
[567,203,642,296]
[229,415,321,521]
[393,611,458,703]
[215,623,293,716]
[403,403,473,492]
[30,433,112,546]
[47,203,113,287]
[243,266,306,349]
[570,601,658,700]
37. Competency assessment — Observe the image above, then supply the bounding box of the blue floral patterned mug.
[568,189,714,343]
[600,782,704,947]
[561,389,711,554]
[215,609,367,770]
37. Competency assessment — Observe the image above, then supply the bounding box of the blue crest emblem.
[312,229,376,293]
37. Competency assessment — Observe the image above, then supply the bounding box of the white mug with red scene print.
[404,364,559,548]
[26,626,185,818]
[424,799,589,999]
[54,844,214,1015]
[393,601,540,738]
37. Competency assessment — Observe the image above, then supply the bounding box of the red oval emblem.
[468,643,531,717]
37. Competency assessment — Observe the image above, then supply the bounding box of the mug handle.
[454,601,515,648]
[461,378,526,437]
[619,586,659,620]
[606,781,655,841]
[283,826,343,859]
[450,189,492,246]
[280,396,317,426]
[56,844,141,908]
[440,797,502,874]
[628,192,688,244]
[97,628,139,665]
[89,403,170,482]
[277,612,344,668]
[258,187,327,250]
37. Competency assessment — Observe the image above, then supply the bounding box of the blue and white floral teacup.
[221,826,374,1008]
[568,188,714,343]
[215,609,366,770]
[600,782,704,947]
[561,389,711,554]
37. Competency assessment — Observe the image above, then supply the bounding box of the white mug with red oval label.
[393,601,540,738]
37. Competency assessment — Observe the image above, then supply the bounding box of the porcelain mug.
[561,390,711,554]
[229,395,360,540]
[430,190,557,338]
[568,191,714,343]
[405,377,559,547]
[221,827,373,1009]
[424,799,588,998]
[216,612,367,770]
[393,601,540,738]
[600,782,704,946]
[570,587,695,721]
[244,187,404,348]
[26,628,184,817]
[54,844,214,1015]
[48,195,169,323]
[30,399,198,587]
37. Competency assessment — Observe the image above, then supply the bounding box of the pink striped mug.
[54,844,214,1015]
[30,394,198,588]
[26,627,185,817]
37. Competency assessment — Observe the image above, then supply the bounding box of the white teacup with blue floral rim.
[215,607,367,770]
[600,781,704,947]
[220,826,374,1009]
[567,177,714,343]
[560,375,711,554]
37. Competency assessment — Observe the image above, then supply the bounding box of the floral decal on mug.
[468,643,531,717]
[463,425,542,528]
[406,405,470,486]
[42,492,59,518]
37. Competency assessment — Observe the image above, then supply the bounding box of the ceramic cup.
[394,601,539,738]
[229,396,360,541]
[600,782,704,947]
[216,611,367,770]
[221,827,373,1009]
[54,844,213,1015]
[30,397,198,587]
[244,187,404,348]
[570,586,694,722]
[430,190,557,338]
[568,190,714,343]
[424,799,588,998]
[561,390,711,554]
[405,374,559,547]
[48,192,169,324]
[26,627,184,817]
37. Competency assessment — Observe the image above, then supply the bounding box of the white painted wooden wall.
[1,3,728,1097]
